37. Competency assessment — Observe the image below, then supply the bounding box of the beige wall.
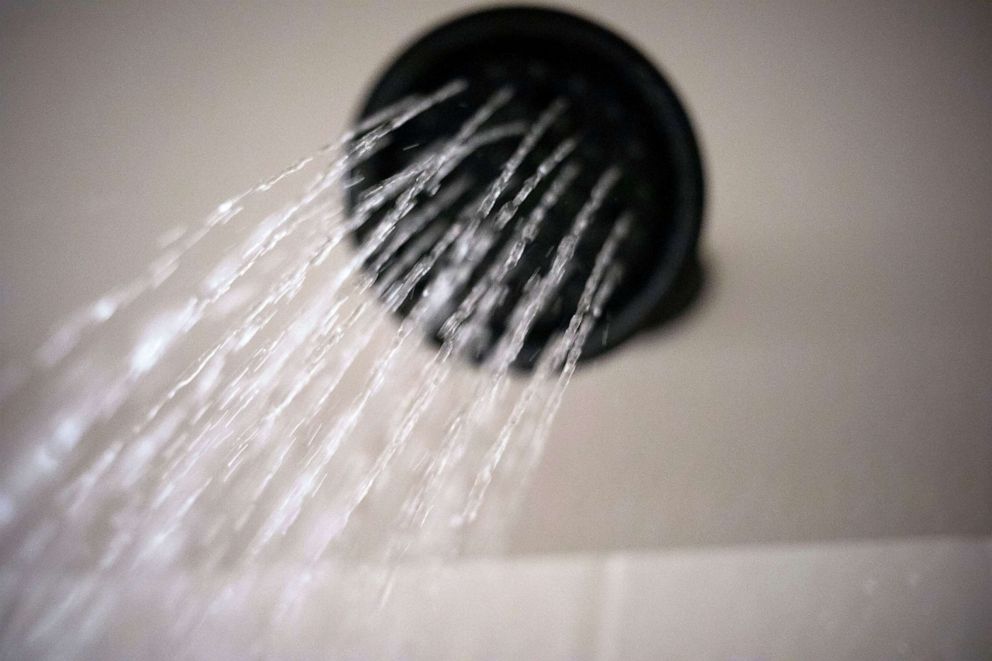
[2,0,990,556]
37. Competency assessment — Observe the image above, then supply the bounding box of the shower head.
[346,6,704,369]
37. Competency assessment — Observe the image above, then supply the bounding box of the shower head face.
[347,6,703,368]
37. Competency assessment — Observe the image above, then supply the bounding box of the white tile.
[606,538,992,660]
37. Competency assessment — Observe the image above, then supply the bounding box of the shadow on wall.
[640,251,709,340]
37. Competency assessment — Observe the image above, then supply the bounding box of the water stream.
[0,80,629,658]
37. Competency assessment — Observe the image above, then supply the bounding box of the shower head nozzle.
[346,6,704,369]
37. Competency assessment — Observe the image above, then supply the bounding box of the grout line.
[592,554,625,661]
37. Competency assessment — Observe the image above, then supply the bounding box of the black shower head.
[347,6,704,369]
